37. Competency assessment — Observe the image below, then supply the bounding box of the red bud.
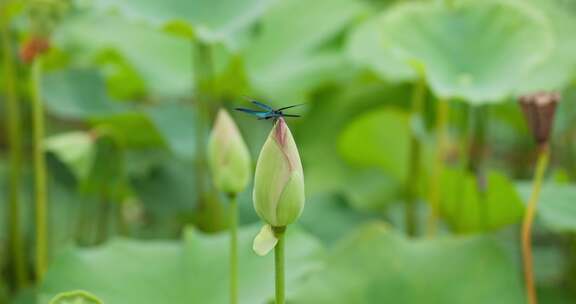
[20,36,50,63]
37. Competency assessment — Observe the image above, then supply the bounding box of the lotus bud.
[518,92,560,151]
[207,109,251,195]
[253,117,305,227]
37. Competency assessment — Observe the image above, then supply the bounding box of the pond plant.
[0,0,576,303]
[518,92,560,304]
[253,117,305,304]
[207,108,251,304]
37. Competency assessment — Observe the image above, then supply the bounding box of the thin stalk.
[192,41,211,184]
[405,76,425,236]
[31,56,48,281]
[467,105,489,231]
[273,226,286,304]
[566,234,576,300]
[427,98,450,236]
[97,187,110,244]
[2,17,28,288]
[521,145,549,304]
[453,104,472,233]
[115,201,129,236]
[192,41,223,231]
[229,194,238,304]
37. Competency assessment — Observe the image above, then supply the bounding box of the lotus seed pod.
[253,117,305,227]
[207,109,251,195]
[518,92,560,148]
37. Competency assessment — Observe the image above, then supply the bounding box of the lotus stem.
[274,226,286,304]
[405,75,425,236]
[521,144,549,304]
[2,15,28,287]
[427,98,449,236]
[31,56,48,281]
[229,194,238,304]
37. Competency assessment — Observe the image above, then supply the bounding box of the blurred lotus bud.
[20,36,50,63]
[518,92,560,148]
[253,118,304,227]
[20,0,70,63]
[207,109,251,195]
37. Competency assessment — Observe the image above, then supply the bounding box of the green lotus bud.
[207,109,251,195]
[253,117,305,227]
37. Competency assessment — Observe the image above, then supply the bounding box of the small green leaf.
[49,290,103,304]
[146,104,198,159]
[91,112,165,148]
[42,69,125,119]
[338,108,410,182]
[343,169,400,212]
[253,224,278,256]
[440,169,524,233]
[55,12,192,97]
[46,131,97,181]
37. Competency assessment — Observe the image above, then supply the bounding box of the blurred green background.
[1,0,576,303]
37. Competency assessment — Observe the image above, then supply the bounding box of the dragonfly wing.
[277,103,305,111]
[251,100,274,111]
[235,107,268,117]
[281,114,301,118]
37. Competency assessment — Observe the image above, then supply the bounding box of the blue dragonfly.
[235,100,302,120]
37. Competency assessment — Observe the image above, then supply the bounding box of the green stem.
[427,98,449,236]
[229,194,238,304]
[274,226,286,304]
[31,56,48,282]
[453,105,471,233]
[191,41,222,231]
[521,145,549,304]
[192,41,210,173]
[463,105,489,231]
[474,106,489,231]
[405,76,425,237]
[115,201,129,236]
[97,187,110,244]
[2,15,28,288]
[567,234,576,300]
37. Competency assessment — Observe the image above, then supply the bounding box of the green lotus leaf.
[380,0,554,103]
[513,0,576,93]
[517,183,576,233]
[244,0,366,104]
[338,108,411,182]
[46,131,97,182]
[55,12,192,97]
[439,169,524,233]
[93,0,278,45]
[40,224,323,303]
[346,14,415,82]
[292,223,524,303]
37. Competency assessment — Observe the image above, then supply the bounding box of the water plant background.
[1,0,576,303]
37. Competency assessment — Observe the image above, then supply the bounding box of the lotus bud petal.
[207,109,251,195]
[253,224,278,256]
[253,118,305,227]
